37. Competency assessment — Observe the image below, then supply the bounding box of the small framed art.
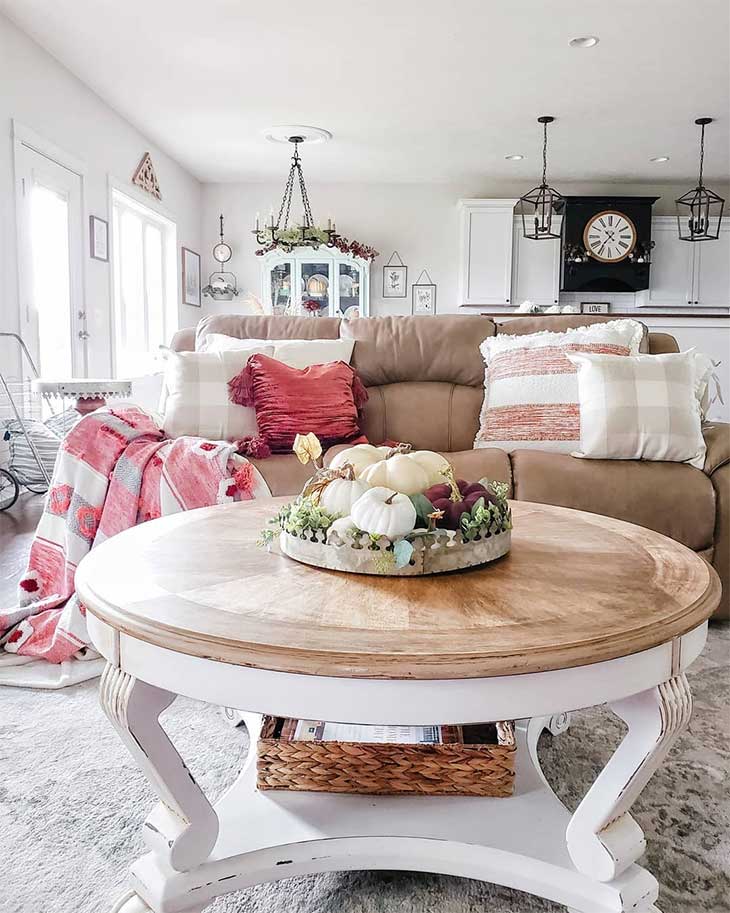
[383,251,407,298]
[89,215,109,262]
[182,247,201,308]
[412,270,436,315]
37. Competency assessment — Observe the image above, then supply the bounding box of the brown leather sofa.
[170,313,730,619]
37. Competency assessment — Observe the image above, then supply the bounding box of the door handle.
[78,330,90,340]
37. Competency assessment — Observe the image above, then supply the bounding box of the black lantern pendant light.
[519,116,564,240]
[676,118,725,242]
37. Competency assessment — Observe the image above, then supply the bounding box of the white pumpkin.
[329,443,389,476]
[350,487,416,539]
[319,476,370,516]
[408,450,451,486]
[360,454,430,496]
[326,516,357,542]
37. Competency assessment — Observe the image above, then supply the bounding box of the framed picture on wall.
[89,215,109,262]
[182,247,201,308]
[382,251,407,298]
[412,270,436,315]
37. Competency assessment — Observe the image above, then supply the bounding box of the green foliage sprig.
[258,496,339,547]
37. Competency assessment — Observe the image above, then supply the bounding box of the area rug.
[0,627,727,913]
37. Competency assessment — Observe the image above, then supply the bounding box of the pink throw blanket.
[0,406,270,663]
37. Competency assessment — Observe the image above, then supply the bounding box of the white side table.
[32,378,133,416]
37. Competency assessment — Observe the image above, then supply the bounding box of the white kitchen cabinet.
[644,216,730,309]
[511,215,561,308]
[641,316,730,422]
[643,217,695,308]
[693,220,730,308]
[458,199,518,306]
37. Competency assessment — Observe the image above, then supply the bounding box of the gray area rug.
[0,627,728,913]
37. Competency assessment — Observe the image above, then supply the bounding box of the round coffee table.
[75,499,720,913]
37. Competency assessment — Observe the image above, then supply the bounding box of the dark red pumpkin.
[424,479,496,530]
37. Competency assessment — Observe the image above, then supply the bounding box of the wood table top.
[76,499,720,680]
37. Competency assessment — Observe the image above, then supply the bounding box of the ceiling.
[2,0,729,185]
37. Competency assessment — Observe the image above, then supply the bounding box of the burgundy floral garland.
[255,235,379,261]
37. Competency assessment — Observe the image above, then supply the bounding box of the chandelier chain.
[274,141,317,230]
[698,122,705,188]
[542,120,548,186]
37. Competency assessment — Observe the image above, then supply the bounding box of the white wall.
[0,12,202,377]
[201,180,730,318]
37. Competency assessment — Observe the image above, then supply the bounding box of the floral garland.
[255,226,379,261]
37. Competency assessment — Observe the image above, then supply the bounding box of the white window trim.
[109,178,177,377]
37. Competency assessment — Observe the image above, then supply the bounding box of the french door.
[15,143,86,377]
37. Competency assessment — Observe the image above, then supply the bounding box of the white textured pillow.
[197,333,355,368]
[162,344,273,441]
[566,349,709,469]
[474,319,645,454]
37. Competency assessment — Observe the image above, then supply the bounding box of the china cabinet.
[261,249,370,318]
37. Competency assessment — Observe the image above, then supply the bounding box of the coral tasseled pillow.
[229,354,368,452]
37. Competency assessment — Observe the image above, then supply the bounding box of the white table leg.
[566,674,692,886]
[100,663,219,873]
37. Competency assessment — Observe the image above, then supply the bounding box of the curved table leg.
[100,663,219,874]
[566,674,692,886]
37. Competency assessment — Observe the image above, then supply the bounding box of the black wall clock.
[561,196,658,292]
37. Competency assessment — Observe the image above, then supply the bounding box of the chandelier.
[252,135,378,260]
[518,116,565,241]
[676,118,725,242]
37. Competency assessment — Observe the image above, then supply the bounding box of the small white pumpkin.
[329,443,390,476]
[360,454,430,496]
[326,516,357,542]
[350,486,417,539]
[319,476,370,516]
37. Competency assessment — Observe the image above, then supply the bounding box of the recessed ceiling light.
[505,154,525,161]
[649,156,670,163]
[570,36,599,48]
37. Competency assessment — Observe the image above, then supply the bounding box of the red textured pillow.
[228,354,368,452]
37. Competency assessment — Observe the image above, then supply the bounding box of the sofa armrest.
[702,422,730,477]
[701,422,730,620]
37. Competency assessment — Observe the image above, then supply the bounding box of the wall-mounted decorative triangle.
[132,152,162,200]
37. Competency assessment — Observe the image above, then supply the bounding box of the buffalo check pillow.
[161,344,273,440]
[474,319,645,453]
[566,349,710,469]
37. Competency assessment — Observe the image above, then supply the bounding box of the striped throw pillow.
[474,319,644,454]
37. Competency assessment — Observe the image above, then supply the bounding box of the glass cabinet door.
[269,261,292,315]
[336,262,362,318]
[299,261,331,316]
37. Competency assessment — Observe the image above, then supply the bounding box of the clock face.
[213,242,232,264]
[583,211,637,263]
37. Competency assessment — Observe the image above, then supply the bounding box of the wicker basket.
[256,717,516,797]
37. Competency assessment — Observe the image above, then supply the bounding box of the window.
[111,189,177,377]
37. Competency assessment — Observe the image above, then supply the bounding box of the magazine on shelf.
[288,720,462,744]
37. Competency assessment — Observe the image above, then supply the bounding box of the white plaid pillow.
[566,350,709,469]
[162,344,273,441]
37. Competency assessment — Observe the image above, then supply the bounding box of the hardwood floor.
[0,492,43,607]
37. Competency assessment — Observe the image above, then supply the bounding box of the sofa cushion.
[247,453,315,497]
[361,382,483,451]
[511,449,716,551]
[340,315,496,387]
[195,314,341,349]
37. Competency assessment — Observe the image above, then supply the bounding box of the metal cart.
[0,332,59,510]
